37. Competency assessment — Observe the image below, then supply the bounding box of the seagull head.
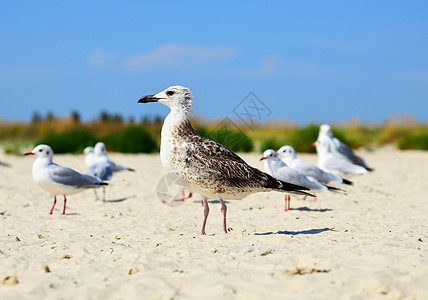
[312,138,331,155]
[260,149,279,162]
[138,85,193,116]
[94,142,107,156]
[83,146,94,156]
[319,124,333,137]
[277,145,296,160]
[24,144,54,160]
[260,149,284,175]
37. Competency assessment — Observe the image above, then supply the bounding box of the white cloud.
[232,55,335,79]
[89,49,117,68]
[121,44,239,72]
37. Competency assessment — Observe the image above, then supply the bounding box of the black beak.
[138,95,160,103]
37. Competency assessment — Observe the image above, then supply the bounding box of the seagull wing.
[49,164,106,188]
[185,133,312,196]
[87,163,113,181]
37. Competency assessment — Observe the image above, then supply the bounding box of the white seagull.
[83,144,113,201]
[317,124,373,171]
[25,144,108,214]
[313,138,369,177]
[138,86,313,235]
[92,142,135,172]
[261,149,343,211]
[83,146,95,168]
[86,161,113,201]
[277,145,353,186]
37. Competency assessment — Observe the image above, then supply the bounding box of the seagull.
[82,146,95,168]
[313,138,369,177]
[86,161,113,201]
[83,144,113,201]
[261,149,343,211]
[277,145,353,186]
[138,86,314,235]
[318,124,373,171]
[24,144,108,214]
[93,142,135,172]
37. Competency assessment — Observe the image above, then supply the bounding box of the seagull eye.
[39,149,43,152]
[166,90,175,96]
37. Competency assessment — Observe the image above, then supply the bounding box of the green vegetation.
[203,128,254,152]
[37,130,97,154]
[398,130,428,150]
[103,126,158,153]
[1,112,427,155]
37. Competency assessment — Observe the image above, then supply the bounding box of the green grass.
[1,116,428,154]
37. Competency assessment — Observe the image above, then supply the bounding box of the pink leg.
[94,189,99,200]
[61,195,67,215]
[200,197,210,235]
[219,197,227,233]
[103,187,106,202]
[49,195,57,215]
[174,188,191,202]
[302,195,307,200]
[284,194,290,212]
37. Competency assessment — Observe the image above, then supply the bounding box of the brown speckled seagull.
[138,86,314,235]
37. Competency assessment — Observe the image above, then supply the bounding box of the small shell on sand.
[1,276,18,286]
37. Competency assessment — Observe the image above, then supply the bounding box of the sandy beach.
[0,148,427,299]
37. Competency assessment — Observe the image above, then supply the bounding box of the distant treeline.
[1,111,427,155]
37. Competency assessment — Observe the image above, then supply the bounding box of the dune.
[0,148,427,299]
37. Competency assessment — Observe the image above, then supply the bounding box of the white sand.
[0,149,427,299]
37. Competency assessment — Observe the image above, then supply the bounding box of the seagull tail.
[326,185,347,194]
[263,172,314,197]
[277,180,316,197]
[342,178,353,185]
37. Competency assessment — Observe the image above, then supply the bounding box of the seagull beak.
[24,152,35,156]
[260,157,266,161]
[311,143,316,147]
[276,152,280,155]
[138,95,161,103]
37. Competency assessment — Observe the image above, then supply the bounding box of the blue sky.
[1,1,427,124]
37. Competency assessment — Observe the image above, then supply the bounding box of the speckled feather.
[138,85,312,201]
[161,119,311,200]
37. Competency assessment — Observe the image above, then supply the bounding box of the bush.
[204,128,253,152]
[2,141,35,156]
[103,125,158,153]
[260,137,288,153]
[293,124,319,152]
[397,131,428,150]
[37,130,97,154]
[259,124,319,153]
